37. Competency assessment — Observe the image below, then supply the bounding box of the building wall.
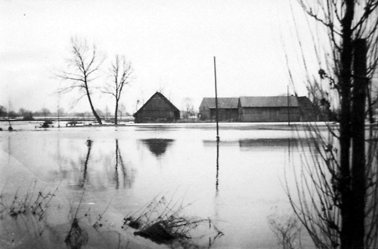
[135,110,178,123]
[210,109,239,121]
[199,107,238,121]
[239,107,300,122]
[199,106,211,120]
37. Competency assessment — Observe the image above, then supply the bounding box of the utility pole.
[214,57,220,141]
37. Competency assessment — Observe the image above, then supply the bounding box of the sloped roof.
[134,92,180,116]
[296,96,315,110]
[239,96,299,107]
[200,97,239,109]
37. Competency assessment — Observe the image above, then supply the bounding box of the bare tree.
[105,105,110,121]
[283,1,378,249]
[57,37,103,124]
[57,107,65,116]
[0,105,6,117]
[182,97,194,119]
[102,55,133,125]
[118,103,127,122]
[41,108,51,119]
[18,108,33,120]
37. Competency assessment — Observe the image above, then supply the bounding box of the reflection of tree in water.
[113,139,135,189]
[141,138,174,157]
[51,138,135,190]
[78,139,92,188]
[66,139,93,189]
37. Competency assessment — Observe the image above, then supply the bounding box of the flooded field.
[0,122,317,249]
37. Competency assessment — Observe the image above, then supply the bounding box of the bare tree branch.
[55,37,104,124]
[283,1,378,248]
[102,54,134,124]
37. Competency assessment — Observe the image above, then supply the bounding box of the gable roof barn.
[133,92,180,123]
[239,96,299,108]
[199,97,239,121]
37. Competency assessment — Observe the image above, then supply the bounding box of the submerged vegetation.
[267,207,303,249]
[0,180,223,249]
[123,195,224,247]
[0,180,58,221]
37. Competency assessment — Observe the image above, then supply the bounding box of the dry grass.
[0,180,59,221]
[122,195,224,247]
[267,206,303,249]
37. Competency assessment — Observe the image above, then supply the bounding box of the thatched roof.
[239,96,299,107]
[200,97,239,109]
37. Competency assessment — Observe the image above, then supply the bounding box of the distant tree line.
[0,105,131,121]
[0,106,55,120]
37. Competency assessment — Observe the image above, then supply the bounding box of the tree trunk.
[339,1,354,248]
[350,39,367,249]
[114,100,119,125]
[85,84,102,124]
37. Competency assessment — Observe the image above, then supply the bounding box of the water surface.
[0,122,316,248]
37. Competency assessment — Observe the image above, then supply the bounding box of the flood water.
[0,122,317,249]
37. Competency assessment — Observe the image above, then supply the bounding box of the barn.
[133,92,180,123]
[296,96,324,121]
[199,97,239,121]
[199,96,322,122]
[238,96,301,122]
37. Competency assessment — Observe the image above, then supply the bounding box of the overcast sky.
[1,0,312,114]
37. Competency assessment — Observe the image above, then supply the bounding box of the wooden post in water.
[214,57,220,141]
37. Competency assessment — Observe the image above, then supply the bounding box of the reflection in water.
[114,139,134,189]
[80,139,92,188]
[238,138,297,150]
[66,139,93,189]
[49,138,135,190]
[216,139,220,193]
[141,138,174,157]
[115,140,120,189]
[203,140,239,147]
[0,124,319,248]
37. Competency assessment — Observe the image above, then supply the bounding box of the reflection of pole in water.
[212,139,221,246]
[216,139,220,193]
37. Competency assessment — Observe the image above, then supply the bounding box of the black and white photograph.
[1,0,378,248]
